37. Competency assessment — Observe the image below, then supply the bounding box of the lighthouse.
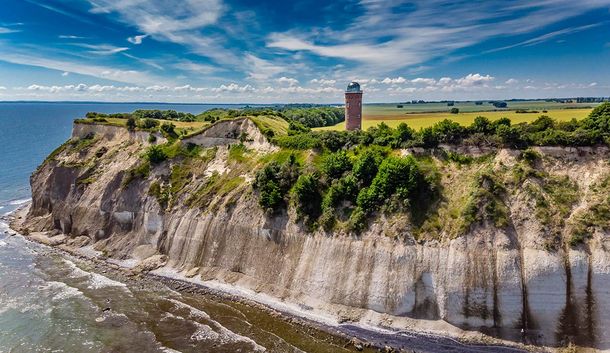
[345,81,362,131]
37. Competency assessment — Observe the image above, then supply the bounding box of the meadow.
[317,100,597,131]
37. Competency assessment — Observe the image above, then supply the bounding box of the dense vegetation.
[76,103,610,241]
[274,103,610,151]
[85,110,197,122]
[196,106,343,128]
[253,146,435,233]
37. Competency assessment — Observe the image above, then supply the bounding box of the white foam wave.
[0,240,7,247]
[45,281,85,301]
[61,258,129,291]
[88,272,129,290]
[8,198,31,206]
[168,298,266,351]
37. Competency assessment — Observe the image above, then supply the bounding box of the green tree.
[126,117,137,131]
[322,150,352,179]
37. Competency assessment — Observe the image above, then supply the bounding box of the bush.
[139,118,159,129]
[146,145,168,164]
[357,156,424,212]
[292,173,322,222]
[321,151,352,179]
[352,148,385,186]
[254,157,300,211]
[160,122,178,139]
[126,117,136,131]
[450,108,459,114]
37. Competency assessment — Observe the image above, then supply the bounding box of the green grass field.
[317,104,595,131]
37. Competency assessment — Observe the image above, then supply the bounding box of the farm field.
[317,101,596,131]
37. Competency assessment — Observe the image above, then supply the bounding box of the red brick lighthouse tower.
[345,81,362,130]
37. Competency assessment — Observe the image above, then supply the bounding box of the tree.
[126,117,136,131]
[139,118,159,129]
[292,173,322,221]
[450,108,459,114]
[322,151,352,180]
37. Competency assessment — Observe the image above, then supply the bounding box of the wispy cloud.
[71,43,129,55]
[59,35,85,39]
[0,50,160,85]
[267,0,610,72]
[127,34,148,45]
[0,27,20,34]
[485,23,604,53]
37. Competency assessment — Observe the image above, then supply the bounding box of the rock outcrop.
[23,121,610,351]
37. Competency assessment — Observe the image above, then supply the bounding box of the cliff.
[22,119,610,351]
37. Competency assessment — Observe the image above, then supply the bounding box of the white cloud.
[72,43,129,55]
[127,34,149,45]
[455,73,494,86]
[58,35,85,39]
[0,27,20,34]
[381,77,407,84]
[211,83,255,93]
[0,51,161,85]
[310,78,337,86]
[505,78,518,84]
[589,82,598,87]
[277,77,299,86]
[485,23,603,53]
[267,0,610,72]
[0,86,6,90]
[411,78,436,85]
[86,0,234,65]
[245,54,285,80]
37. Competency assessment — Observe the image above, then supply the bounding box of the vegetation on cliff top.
[66,103,610,242]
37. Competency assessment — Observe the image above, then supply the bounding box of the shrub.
[292,173,322,222]
[321,151,352,179]
[254,157,300,211]
[126,117,137,131]
[450,108,459,114]
[352,148,385,186]
[160,122,178,139]
[357,156,424,212]
[139,118,159,129]
[347,207,367,233]
[146,145,168,164]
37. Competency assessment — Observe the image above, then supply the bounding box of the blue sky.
[0,0,609,103]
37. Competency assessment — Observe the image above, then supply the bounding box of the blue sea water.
[0,102,245,215]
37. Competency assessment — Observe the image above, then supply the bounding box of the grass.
[248,115,289,136]
[315,108,593,131]
[76,117,208,136]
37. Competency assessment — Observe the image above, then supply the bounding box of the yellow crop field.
[315,108,593,131]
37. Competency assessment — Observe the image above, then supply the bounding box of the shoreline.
[3,204,539,353]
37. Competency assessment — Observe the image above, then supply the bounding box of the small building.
[345,81,362,131]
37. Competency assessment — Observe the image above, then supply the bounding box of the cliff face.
[25,121,610,351]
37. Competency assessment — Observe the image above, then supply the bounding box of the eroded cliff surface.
[23,121,610,350]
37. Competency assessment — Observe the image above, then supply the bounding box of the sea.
[0,102,345,353]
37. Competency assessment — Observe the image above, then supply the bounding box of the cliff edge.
[21,117,610,351]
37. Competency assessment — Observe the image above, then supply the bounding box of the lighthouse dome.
[346,81,361,92]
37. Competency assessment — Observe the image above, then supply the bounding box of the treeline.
[85,109,196,122]
[274,102,610,151]
[197,106,344,128]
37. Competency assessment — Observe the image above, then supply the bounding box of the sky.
[0,0,609,103]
